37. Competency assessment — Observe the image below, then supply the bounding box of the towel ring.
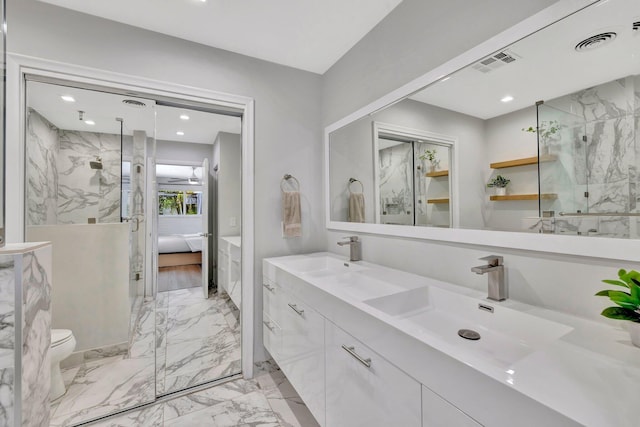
[280,174,300,192]
[348,178,364,194]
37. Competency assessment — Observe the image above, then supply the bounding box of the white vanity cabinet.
[218,236,241,309]
[325,321,422,427]
[279,292,326,426]
[422,385,481,427]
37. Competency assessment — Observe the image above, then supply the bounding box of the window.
[159,190,202,216]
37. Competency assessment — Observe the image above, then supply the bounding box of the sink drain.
[458,329,481,340]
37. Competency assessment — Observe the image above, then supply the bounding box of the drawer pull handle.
[288,303,305,316]
[263,283,275,292]
[263,320,275,332]
[342,345,372,368]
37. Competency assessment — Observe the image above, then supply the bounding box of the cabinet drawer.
[280,293,325,426]
[262,278,281,323]
[325,321,421,427]
[263,312,281,361]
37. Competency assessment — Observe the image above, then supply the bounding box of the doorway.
[19,68,251,426]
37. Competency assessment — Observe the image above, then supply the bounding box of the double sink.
[276,254,573,370]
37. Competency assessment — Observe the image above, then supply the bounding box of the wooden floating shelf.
[427,198,450,204]
[490,155,557,169]
[490,193,558,201]
[425,170,449,177]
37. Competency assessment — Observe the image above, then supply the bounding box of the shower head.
[90,156,103,170]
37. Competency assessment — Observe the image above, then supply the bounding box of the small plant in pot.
[596,269,640,347]
[419,148,439,173]
[487,175,510,196]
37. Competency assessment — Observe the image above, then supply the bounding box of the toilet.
[50,329,76,401]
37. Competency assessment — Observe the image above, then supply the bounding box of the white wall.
[214,132,242,237]
[323,0,640,327]
[8,0,325,361]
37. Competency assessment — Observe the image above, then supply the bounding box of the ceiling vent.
[633,21,640,32]
[574,32,617,52]
[122,99,146,108]
[472,49,521,74]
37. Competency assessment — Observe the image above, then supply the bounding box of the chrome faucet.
[471,255,506,301]
[337,236,361,262]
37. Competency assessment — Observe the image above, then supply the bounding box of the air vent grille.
[122,99,146,108]
[472,49,521,74]
[574,32,617,52]
[633,21,640,32]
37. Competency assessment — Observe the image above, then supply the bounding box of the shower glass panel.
[24,80,157,426]
[538,75,640,238]
[376,136,452,227]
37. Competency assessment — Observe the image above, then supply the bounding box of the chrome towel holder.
[280,174,300,192]
[348,177,364,194]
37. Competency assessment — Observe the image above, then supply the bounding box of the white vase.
[495,187,507,196]
[628,322,640,348]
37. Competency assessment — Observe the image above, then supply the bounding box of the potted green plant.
[522,120,563,155]
[595,269,640,347]
[419,148,439,173]
[487,175,510,196]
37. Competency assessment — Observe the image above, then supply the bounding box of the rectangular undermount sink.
[364,286,573,368]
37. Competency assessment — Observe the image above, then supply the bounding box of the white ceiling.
[411,0,640,120]
[27,81,241,144]
[37,0,403,74]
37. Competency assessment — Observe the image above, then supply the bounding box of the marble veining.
[0,255,14,427]
[21,250,52,427]
[541,75,640,237]
[26,108,123,226]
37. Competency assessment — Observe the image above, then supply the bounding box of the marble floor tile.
[51,356,155,426]
[163,378,259,421]
[257,370,320,427]
[163,391,279,427]
[85,404,164,427]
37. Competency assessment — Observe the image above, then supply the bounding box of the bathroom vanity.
[263,253,640,427]
[218,236,241,308]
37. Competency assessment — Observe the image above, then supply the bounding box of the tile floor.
[86,360,320,427]
[52,279,242,426]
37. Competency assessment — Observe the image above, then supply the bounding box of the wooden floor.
[158,265,202,292]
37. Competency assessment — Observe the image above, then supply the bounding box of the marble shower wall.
[26,109,122,225]
[26,110,59,226]
[541,75,640,238]
[57,129,121,224]
[378,142,413,225]
[0,243,52,427]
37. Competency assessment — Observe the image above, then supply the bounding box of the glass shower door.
[25,80,157,426]
[537,102,589,234]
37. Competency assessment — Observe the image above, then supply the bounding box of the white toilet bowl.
[50,329,76,401]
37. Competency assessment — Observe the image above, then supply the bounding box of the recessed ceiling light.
[61,95,75,103]
[501,95,514,103]
[180,114,190,120]
[84,120,95,126]
[176,131,185,136]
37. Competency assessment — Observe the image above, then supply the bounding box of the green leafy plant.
[487,175,510,188]
[522,120,563,142]
[595,269,640,322]
[419,148,438,164]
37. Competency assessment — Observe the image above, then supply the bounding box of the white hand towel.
[282,191,302,237]
[348,193,365,223]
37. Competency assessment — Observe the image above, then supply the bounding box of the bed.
[158,234,203,267]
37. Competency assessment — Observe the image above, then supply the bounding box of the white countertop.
[264,252,640,427]
[0,241,52,254]
[220,236,241,248]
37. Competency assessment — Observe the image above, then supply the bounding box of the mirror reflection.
[329,0,640,238]
[24,81,242,426]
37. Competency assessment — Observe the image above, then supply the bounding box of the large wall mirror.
[328,0,640,244]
